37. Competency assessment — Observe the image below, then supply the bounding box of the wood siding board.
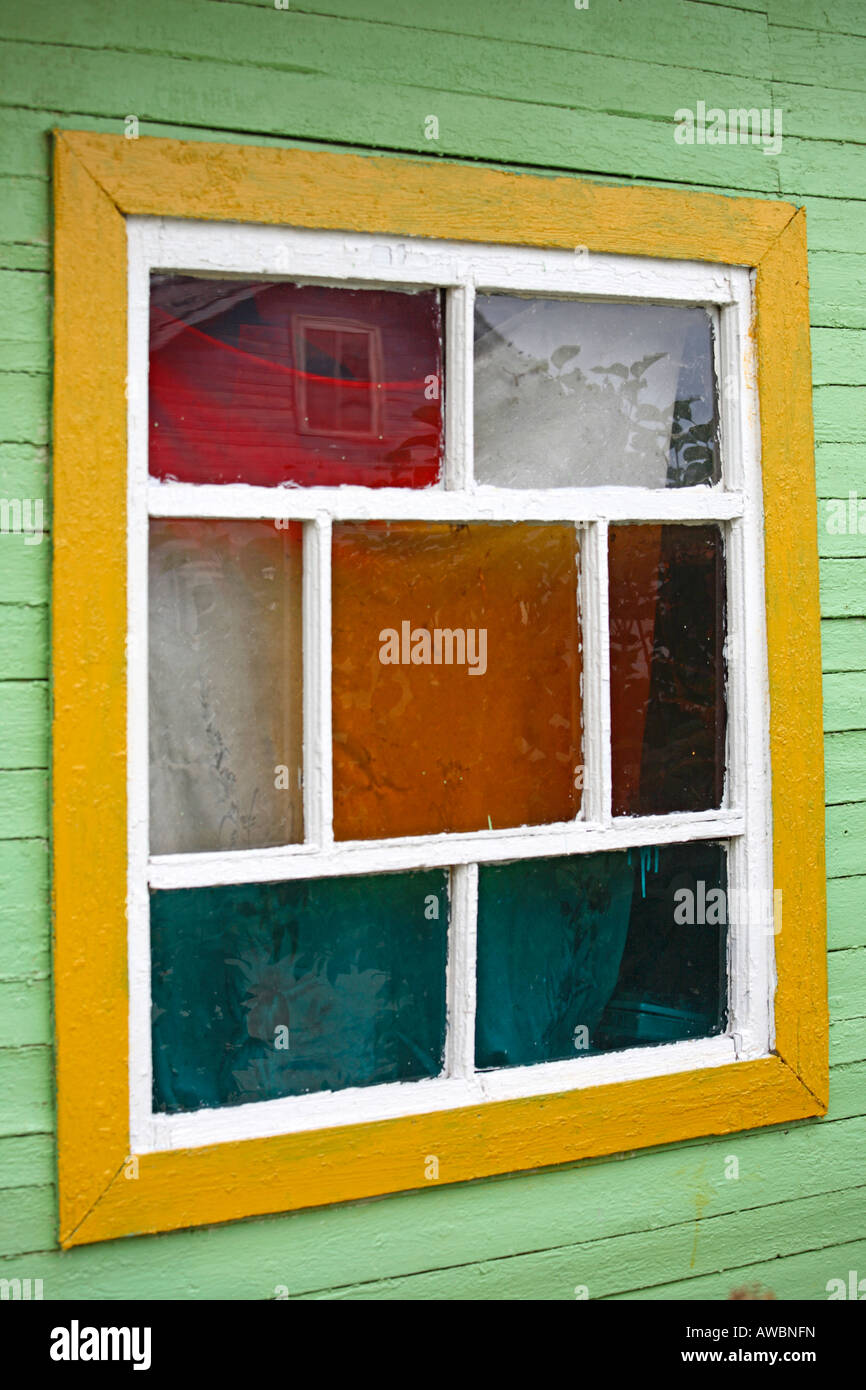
[826,803,866,878]
[822,563,866,619]
[769,21,866,89]
[822,618,866,673]
[825,731,866,804]
[0,608,48,682]
[827,876,866,950]
[296,1187,866,1299]
[0,44,783,192]
[0,2,779,128]
[216,0,773,78]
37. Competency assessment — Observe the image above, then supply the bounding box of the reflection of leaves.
[586,356,672,466]
[551,344,581,369]
[668,395,718,487]
[686,421,716,443]
[228,946,390,1098]
[631,352,665,377]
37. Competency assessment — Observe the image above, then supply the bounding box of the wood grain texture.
[65,1058,815,1246]
[0,683,48,767]
[755,209,828,1104]
[822,619,866,673]
[827,876,866,949]
[0,607,48,681]
[51,135,130,1244]
[60,130,792,260]
[299,1186,866,1299]
[827,804,866,878]
[0,42,782,194]
[0,0,776,126]
[1,1073,863,1277]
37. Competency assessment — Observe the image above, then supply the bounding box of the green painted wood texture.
[0,0,863,1299]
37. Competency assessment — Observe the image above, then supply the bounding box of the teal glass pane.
[475,842,726,1069]
[151,870,448,1113]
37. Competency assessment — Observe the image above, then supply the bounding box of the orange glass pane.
[332,522,582,839]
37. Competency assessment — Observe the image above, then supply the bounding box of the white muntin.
[126,219,771,1155]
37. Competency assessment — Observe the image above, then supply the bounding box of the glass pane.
[475,842,727,1070]
[150,277,443,488]
[609,524,726,816]
[151,870,449,1112]
[474,296,719,488]
[149,519,303,854]
[332,521,582,839]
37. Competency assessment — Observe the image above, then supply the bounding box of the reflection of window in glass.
[138,229,768,1144]
[148,277,443,487]
[293,317,383,440]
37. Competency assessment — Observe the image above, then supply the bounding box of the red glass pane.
[149,278,443,487]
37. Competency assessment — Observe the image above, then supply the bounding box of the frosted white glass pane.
[474,297,719,488]
[149,519,303,854]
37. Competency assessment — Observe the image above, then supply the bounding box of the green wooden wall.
[0,0,863,1299]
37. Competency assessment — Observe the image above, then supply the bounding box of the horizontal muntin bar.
[148,810,744,889]
[148,481,743,524]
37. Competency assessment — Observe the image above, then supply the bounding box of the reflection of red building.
[149,280,443,488]
[292,316,383,440]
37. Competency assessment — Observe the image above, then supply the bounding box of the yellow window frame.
[52,130,827,1248]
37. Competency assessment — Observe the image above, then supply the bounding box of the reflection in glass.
[149,519,303,854]
[474,296,719,488]
[609,524,726,817]
[475,842,727,1069]
[151,870,449,1112]
[149,277,443,488]
[332,521,582,839]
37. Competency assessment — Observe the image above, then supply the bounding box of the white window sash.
[127,220,771,1155]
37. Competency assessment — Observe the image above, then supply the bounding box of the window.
[135,223,754,1149]
[53,134,827,1245]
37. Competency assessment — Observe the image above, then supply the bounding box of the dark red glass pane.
[609,524,726,816]
[149,277,443,488]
